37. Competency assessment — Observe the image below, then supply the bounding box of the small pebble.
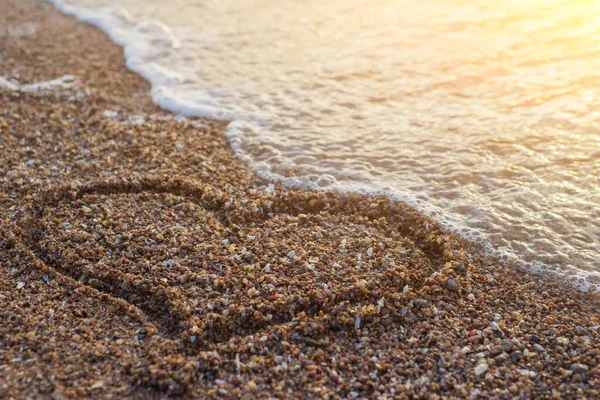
[489,345,503,357]
[529,335,540,344]
[501,339,514,352]
[571,364,588,374]
[474,363,488,376]
[490,321,504,336]
[533,344,544,352]
[90,381,104,390]
[519,369,537,378]
[445,278,458,291]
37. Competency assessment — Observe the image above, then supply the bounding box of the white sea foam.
[48,0,600,291]
[0,22,38,38]
[0,77,20,91]
[0,75,77,92]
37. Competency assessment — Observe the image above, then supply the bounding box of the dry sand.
[1,1,599,399]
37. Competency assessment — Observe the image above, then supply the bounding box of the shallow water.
[51,0,600,289]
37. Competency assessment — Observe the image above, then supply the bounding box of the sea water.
[49,0,600,290]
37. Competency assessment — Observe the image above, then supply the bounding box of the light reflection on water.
[54,0,600,288]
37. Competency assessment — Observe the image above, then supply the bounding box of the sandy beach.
[1,0,599,398]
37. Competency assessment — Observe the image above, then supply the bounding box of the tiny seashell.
[354,314,361,330]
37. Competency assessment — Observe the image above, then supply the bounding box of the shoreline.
[50,0,600,293]
[1,0,599,399]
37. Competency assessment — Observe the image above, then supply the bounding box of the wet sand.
[1,1,599,399]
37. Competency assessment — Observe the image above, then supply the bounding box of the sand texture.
[1,1,599,399]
